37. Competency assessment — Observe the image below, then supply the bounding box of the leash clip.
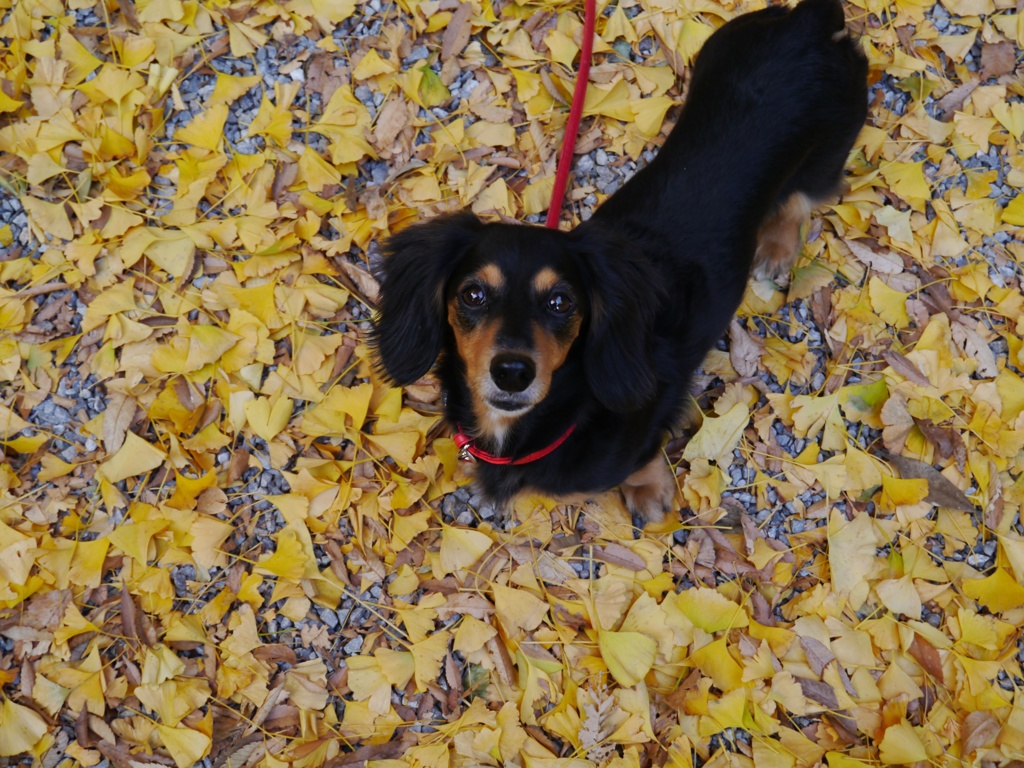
[453,430,476,463]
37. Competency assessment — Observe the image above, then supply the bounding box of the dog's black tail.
[791,0,848,36]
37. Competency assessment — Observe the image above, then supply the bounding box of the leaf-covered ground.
[1,0,1024,766]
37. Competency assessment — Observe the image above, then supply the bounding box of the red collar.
[454,424,576,465]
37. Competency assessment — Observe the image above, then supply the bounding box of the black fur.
[371,212,483,384]
[371,0,868,512]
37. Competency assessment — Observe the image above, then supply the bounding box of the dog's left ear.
[572,226,664,412]
[371,212,484,385]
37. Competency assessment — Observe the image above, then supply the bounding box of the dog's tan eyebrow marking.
[531,267,561,295]
[477,264,505,290]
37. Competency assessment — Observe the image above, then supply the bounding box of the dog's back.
[685,0,867,196]
[587,0,866,317]
[594,0,866,229]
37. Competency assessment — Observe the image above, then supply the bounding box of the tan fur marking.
[478,264,504,291]
[447,300,515,449]
[752,192,813,286]
[621,454,677,523]
[531,267,561,296]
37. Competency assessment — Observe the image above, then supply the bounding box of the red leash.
[455,2,594,466]
[545,0,597,229]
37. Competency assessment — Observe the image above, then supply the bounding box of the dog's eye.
[546,291,574,315]
[460,285,487,307]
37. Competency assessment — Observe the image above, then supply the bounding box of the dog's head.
[372,213,660,430]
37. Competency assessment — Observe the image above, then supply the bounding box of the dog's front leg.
[621,454,677,523]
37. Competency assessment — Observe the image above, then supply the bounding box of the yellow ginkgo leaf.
[493,583,548,633]
[283,659,328,711]
[411,630,450,692]
[962,567,1024,612]
[353,49,396,80]
[1002,195,1024,227]
[674,587,749,634]
[297,148,342,193]
[416,66,450,108]
[632,95,675,139]
[244,396,293,443]
[0,403,29,438]
[598,629,657,687]
[879,160,931,209]
[438,524,493,577]
[689,637,744,690]
[210,73,260,105]
[681,402,749,465]
[306,0,357,31]
[828,509,878,607]
[582,80,633,121]
[878,720,928,764]
[0,698,49,757]
[0,90,23,113]
[874,576,923,618]
[174,104,229,150]
[99,431,166,484]
[877,474,929,510]
[453,616,497,655]
[255,528,308,581]
[21,196,74,241]
[156,724,212,768]
[873,281,914,331]
[347,657,395,715]
[184,325,241,371]
[466,120,515,148]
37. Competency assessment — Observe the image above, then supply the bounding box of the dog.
[371,0,868,522]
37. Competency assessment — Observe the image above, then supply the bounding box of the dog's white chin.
[485,398,535,417]
[480,378,544,419]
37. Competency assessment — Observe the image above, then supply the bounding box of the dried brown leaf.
[844,238,903,274]
[441,3,472,61]
[962,710,1000,755]
[795,677,839,710]
[374,97,413,150]
[980,41,1015,80]
[882,450,976,513]
[799,636,835,677]
[728,319,763,378]
[592,543,646,571]
[881,349,930,387]
[914,417,966,470]
[909,633,943,681]
[951,320,997,378]
[103,391,136,454]
[933,80,979,120]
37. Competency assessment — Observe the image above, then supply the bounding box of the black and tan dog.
[372,0,868,521]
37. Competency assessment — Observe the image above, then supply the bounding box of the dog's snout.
[490,354,536,393]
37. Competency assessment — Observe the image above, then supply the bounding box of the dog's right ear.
[572,225,664,413]
[371,212,484,385]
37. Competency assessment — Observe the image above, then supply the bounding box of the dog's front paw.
[621,456,677,523]
[750,258,793,288]
[752,192,812,287]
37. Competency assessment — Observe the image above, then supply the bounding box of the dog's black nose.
[490,354,535,393]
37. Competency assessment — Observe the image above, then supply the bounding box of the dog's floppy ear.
[371,212,484,385]
[572,226,664,412]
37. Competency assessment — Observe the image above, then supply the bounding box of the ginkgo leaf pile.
[1,0,1023,766]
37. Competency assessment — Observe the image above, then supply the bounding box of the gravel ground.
[2,0,1023,765]
[0,0,1014,630]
